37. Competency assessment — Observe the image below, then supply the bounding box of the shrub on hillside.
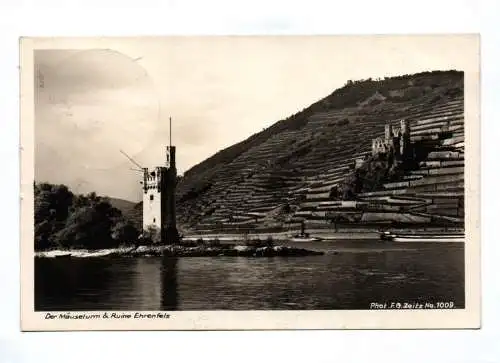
[206,238,221,247]
[336,118,350,126]
[338,158,394,200]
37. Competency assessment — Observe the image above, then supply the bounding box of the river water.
[35,240,464,311]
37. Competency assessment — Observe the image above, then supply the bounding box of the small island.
[35,238,324,259]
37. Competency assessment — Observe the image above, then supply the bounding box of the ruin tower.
[400,119,411,158]
[371,139,378,156]
[142,119,179,244]
[384,124,393,143]
[393,132,401,159]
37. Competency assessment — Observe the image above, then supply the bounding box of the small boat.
[290,234,324,242]
[290,221,323,242]
[379,231,464,243]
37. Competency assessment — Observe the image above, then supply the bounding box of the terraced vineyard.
[175,70,465,234]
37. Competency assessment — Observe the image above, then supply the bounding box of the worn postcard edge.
[19,35,481,331]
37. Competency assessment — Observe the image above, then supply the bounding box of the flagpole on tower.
[169,116,172,148]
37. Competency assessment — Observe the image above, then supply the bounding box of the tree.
[111,220,140,245]
[34,181,134,250]
[53,204,117,249]
[34,183,73,223]
[282,203,291,214]
[35,220,54,250]
[34,183,74,249]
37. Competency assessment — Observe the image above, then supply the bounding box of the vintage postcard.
[20,35,480,331]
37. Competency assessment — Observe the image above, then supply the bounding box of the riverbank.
[183,228,464,242]
[35,244,325,259]
[182,231,381,241]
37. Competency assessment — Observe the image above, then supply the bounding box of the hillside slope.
[109,197,137,215]
[108,197,144,231]
[175,70,465,234]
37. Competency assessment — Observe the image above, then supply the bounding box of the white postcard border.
[20,35,481,331]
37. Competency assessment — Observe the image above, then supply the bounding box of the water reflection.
[160,257,178,310]
[35,242,464,311]
[35,257,137,311]
[35,257,180,311]
[131,258,162,310]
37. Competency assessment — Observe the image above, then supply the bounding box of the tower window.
[150,195,154,201]
[153,218,156,223]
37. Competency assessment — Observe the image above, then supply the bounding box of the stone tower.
[142,120,179,244]
[400,119,411,158]
[384,124,393,143]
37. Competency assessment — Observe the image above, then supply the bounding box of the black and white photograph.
[20,35,480,330]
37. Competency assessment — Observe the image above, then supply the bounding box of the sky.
[34,35,478,202]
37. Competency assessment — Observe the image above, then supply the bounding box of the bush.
[337,157,393,199]
[178,239,198,247]
[179,237,222,248]
[337,118,350,126]
[206,238,221,247]
[141,225,161,245]
[245,236,274,248]
[112,220,140,245]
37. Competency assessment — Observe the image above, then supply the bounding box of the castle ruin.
[371,119,412,162]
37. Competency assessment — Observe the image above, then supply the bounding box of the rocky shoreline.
[35,244,324,259]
